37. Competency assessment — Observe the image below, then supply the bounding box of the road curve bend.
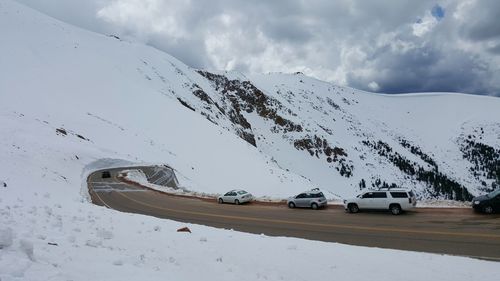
[88,166,500,261]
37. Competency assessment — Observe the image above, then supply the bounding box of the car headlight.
[473,200,480,205]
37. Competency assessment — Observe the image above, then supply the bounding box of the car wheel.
[218,198,223,204]
[390,204,402,215]
[311,203,319,210]
[483,205,493,214]
[235,199,240,205]
[288,202,296,208]
[348,203,359,213]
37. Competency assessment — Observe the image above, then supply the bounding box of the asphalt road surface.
[88,167,500,261]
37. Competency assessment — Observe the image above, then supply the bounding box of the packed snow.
[1,0,499,280]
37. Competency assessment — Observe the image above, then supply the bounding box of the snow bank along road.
[88,167,500,261]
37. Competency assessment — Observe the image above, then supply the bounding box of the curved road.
[88,167,500,261]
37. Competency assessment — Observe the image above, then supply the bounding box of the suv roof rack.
[302,188,322,194]
[376,187,409,191]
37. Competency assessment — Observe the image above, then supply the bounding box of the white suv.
[343,189,417,215]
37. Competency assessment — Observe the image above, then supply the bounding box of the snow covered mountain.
[1,0,499,203]
[2,1,500,280]
[195,71,500,200]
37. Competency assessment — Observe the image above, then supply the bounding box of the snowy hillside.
[247,73,500,200]
[197,70,500,200]
[1,1,500,280]
[0,0,312,201]
[1,0,499,203]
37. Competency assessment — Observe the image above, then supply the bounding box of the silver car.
[287,189,327,210]
[218,189,253,205]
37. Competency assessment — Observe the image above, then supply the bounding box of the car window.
[488,189,500,198]
[296,193,306,198]
[362,192,373,199]
[237,191,247,195]
[224,192,233,196]
[390,192,408,198]
[372,192,387,198]
[315,192,325,198]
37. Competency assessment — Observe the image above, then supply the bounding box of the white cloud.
[412,14,439,37]
[96,0,189,39]
[368,81,380,91]
[16,0,500,96]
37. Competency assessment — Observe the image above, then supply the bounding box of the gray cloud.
[460,0,500,41]
[349,45,489,94]
[16,0,500,96]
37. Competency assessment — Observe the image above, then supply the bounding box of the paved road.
[88,167,500,261]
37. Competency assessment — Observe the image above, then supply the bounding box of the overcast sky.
[18,0,500,96]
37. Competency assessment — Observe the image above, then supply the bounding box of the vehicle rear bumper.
[403,198,417,209]
[240,197,253,203]
[472,204,483,212]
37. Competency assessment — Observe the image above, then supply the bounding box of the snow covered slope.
[1,0,499,203]
[1,1,500,280]
[247,73,500,200]
[0,0,311,200]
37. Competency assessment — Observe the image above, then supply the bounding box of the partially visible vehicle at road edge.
[218,189,253,205]
[287,189,327,210]
[343,188,417,215]
[472,189,500,214]
[101,171,111,179]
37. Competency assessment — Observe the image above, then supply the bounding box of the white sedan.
[218,189,253,205]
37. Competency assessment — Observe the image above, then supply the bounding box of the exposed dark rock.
[238,130,257,147]
[200,112,218,125]
[197,70,355,176]
[294,135,352,177]
[191,84,214,105]
[56,128,67,136]
[228,107,251,130]
[326,97,341,111]
[76,134,88,141]
[177,226,191,233]
[177,98,195,111]
[198,71,303,134]
[318,124,333,135]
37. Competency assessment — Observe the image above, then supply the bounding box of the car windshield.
[237,190,247,195]
[487,189,500,198]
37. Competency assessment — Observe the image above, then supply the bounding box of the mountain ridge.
[1,0,499,201]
